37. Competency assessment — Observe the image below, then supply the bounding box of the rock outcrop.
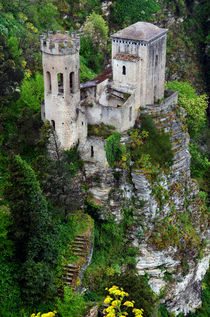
[84,91,209,315]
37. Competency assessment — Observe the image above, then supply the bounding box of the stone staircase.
[62,233,91,290]
[72,234,90,257]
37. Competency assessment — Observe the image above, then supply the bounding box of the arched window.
[91,146,94,158]
[122,65,126,75]
[57,73,64,93]
[129,107,132,121]
[51,120,55,131]
[70,72,74,93]
[46,71,51,93]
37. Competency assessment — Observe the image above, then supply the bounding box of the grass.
[88,123,116,139]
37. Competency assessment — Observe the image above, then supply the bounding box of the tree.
[0,32,23,99]
[166,80,208,138]
[17,72,44,112]
[4,155,57,305]
[83,12,108,49]
[111,0,160,26]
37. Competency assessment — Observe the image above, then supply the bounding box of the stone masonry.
[41,22,168,164]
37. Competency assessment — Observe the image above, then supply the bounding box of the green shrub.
[64,145,84,177]
[88,123,115,139]
[166,81,208,138]
[189,143,210,179]
[56,287,86,317]
[105,132,122,168]
[111,0,160,26]
[130,115,173,169]
[110,270,157,317]
[17,73,44,112]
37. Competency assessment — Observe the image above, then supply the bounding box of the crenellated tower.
[40,30,87,149]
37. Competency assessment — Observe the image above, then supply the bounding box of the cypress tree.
[4,154,57,305]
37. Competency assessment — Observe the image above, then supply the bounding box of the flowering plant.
[103,286,143,317]
[31,311,57,317]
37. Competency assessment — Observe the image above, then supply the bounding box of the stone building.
[40,22,172,166]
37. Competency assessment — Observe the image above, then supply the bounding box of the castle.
[40,22,174,167]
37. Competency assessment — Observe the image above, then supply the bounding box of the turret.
[40,30,85,149]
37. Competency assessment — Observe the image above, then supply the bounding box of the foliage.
[111,0,160,26]
[32,125,84,221]
[109,272,157,317]
[149,211,202,255]
[105,132,122,168]
[56,287,86,317]
[83,11,108,49]
[0,206,22,315]
[130,115,173,169]
[79,55,96,82]
[103,285,144,317]
[80,35,104,74]
[189,143,210,179]
[17,73,44,112]
[0,32,23,99]
[4,155,57,305]
[166,81,208,138]
[88,123,116,139]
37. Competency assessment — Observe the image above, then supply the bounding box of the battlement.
[40,30,80,55]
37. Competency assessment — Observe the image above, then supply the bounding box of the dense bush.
[130,115,173,169]
[105,132,122,168]
[189,143,210,179]
[111,0,160,26]
[166,81,208,138]
[56,287,86,317]
[110,271,157,317]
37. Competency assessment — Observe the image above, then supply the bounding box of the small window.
[51,120,55,130]
[155,55,158,67]
[122,65,126,75]
[70,72,74,93]
[82,121,84,126]
[91,146,94,158]
[57,73,63,93]
[46,71,51,93]
[129,107,132,121]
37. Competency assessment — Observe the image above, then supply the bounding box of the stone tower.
[111,22,168,107]
[40,30,87,149]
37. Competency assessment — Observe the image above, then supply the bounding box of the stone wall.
[85,94,137,133]
[111,34,167,106]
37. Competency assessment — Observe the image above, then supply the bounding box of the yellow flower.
[123,301,134,307]
[31,314,35,317]
[106,306,115,313]
[107,313,115,317]
[104,296,113,305]
[111,299,121,307]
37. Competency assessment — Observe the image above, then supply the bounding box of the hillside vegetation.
[0,1,209,316]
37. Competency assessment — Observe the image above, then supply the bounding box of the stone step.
[73,238,89,244]
[72,244,87,249]
[64,263,77,268]
[64,271,78,276]
[65,277,73,283]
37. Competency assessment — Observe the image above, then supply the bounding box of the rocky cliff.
[83,91,209,315]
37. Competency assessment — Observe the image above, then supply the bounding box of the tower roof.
[111,22,168,42]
